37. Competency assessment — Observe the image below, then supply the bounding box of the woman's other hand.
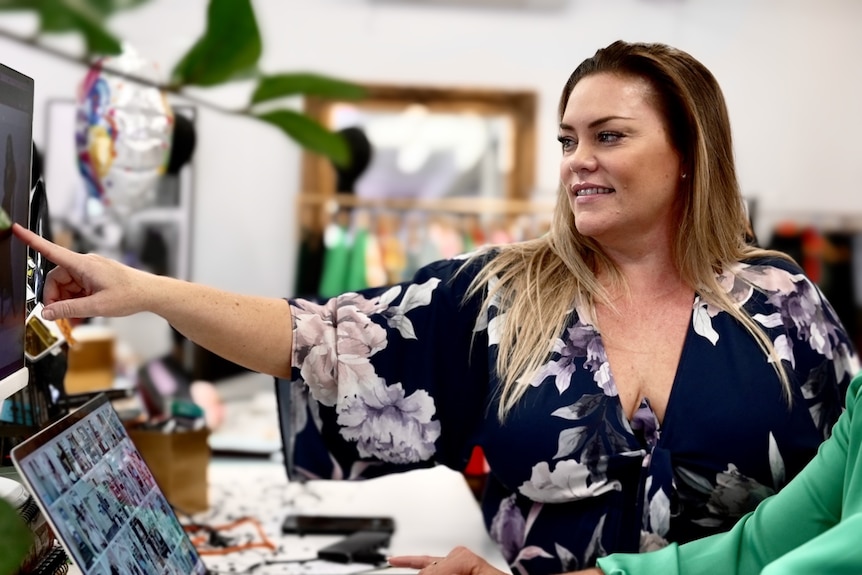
[388,547,508,575]
[389,548,605,575]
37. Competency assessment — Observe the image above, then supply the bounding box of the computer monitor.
[0,63,34,403]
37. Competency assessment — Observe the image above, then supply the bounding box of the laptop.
[11,394,208,574]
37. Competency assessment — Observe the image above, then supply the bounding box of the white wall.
[2,0,861,302]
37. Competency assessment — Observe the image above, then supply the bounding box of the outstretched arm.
[13,223,294,378]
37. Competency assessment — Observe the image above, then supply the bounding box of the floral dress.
[281,253,859,575]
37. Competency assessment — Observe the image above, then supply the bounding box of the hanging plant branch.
[0,0,366,166]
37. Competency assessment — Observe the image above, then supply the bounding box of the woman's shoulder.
[410,247,503,286]
[730,253,813,293]
[738,253,805,275]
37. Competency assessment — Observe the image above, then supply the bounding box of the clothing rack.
[293,192,556,297]
[298,192,556,217]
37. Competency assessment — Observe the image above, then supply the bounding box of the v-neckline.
[600,293,699,431]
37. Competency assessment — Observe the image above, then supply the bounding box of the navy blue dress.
[283,253,859,575]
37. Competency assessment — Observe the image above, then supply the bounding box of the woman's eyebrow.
[559,115,634,132]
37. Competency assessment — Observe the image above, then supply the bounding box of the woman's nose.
[565,144,597,177]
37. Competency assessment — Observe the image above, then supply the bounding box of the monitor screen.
[0,62,34,400]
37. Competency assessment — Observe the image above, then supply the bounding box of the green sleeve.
[597,373,862,575]
[759,512,862,575]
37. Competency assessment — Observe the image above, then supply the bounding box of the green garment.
[344,226,369,293]
[318,224,349,298]
[597,371,862,575]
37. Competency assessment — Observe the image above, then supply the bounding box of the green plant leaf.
[170,0,261,87]
[251,73,366,105]
[0,0,42,10]
[0,498,34,575]
[0,0,124,54]
[67,8,123,55]
[256,109,349,167]
[81,0,149,15]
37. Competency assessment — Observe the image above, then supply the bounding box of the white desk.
[62,371,508,574]
[196,460,509,574]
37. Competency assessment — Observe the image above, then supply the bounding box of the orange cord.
[184,516,277,556]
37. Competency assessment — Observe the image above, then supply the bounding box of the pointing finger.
[12,223,78,268]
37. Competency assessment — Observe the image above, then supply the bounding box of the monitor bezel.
[0,62,34,398]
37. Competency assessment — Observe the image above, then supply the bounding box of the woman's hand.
[389,548,605,575]
[13,223,295,377]
[12,223,160,320]
[388,547,509,575]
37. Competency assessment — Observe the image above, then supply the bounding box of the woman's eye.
[597,131,622,143]
[557,136,576,151]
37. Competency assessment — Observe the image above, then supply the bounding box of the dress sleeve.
[282,255,492,481]
[596,372,862,575]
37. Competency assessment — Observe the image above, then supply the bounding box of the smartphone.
[281,514,396,536]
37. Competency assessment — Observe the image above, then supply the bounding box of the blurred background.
[0,0,860,377]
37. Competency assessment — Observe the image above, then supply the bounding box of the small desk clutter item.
[127,349,212,514]
[62,325,115,395]
[126,422,210,514]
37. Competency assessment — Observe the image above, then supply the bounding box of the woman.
[15,40,859,574]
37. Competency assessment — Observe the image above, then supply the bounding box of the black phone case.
[316,530,391,564]
[281,514,395,535]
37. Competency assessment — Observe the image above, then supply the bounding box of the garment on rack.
[283,252,858,574]
[317,223,350,298]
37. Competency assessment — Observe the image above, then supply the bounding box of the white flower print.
[336,377,441,464]
[647,485,670,537]
[379,279,441,340]
[519,459,621,503]
[530,323,604,394]
[639,531,669,553]
[738,264,843,361]
[475,276,503,345]
[594,362,614,396]
[768,432,786,489]
[692,298,719,345]
[292,301,388,406]
[770,334,795,368]
[833,343,861,383]
[292,312,340,405]
[291,282,440,407]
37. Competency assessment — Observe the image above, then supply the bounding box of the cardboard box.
[127,426,210,514]
[64,325,115,394]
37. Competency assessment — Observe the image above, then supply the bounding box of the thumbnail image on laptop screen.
[11,395,207,574]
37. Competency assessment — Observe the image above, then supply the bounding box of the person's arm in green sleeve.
[594,373,862,575]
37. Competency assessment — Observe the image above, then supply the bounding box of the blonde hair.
[468,41,793,420]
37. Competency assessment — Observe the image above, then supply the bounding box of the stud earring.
[681,172,687,179]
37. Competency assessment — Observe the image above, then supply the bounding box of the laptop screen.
[11,394,207,574]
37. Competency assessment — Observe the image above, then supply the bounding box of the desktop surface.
[61,374,508,574]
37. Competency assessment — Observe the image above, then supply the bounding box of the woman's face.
[558,72,683,250]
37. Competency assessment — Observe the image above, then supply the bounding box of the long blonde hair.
[468,40,793,420]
